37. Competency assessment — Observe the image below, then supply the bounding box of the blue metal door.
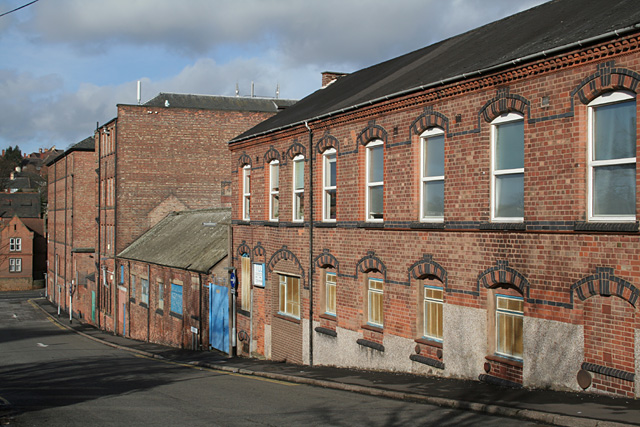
[209,284,229,353]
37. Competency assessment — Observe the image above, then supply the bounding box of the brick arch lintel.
[237,153,251,168]
[356,123,388,146]
[408,254,447,287]
[570,267,639,307]
[479,89,530,123]
[410,107,450,137]
[267,245,305,287]
[317,134,339,154]
[355,250,387,281]
[237,241,251,258]
[572,61,640,105]
[263,146,281,164]
[314,249,339,274]
[286,141,306,160]
[252,242,266,260]
[477,260,529,297]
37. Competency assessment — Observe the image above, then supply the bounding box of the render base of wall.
[523,317,583,392]
[636,328,640,399]
[443,304,486,380]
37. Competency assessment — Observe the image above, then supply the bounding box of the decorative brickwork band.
[314,249,339,272]
[267,245,305,287]
[316,134,339,154]
[479,88,530,123]
[581,362,635,382]
[356,123,388,146]
[286,141,306,159]
[355,251,386,279]
[570,267,639,307]
[237,153,251,168]
[408,254,447,286]
[263,146,281,164]
[237,241,251,257]
[572,61,640,104]
[409,107,449,137]
[477,260,529,295]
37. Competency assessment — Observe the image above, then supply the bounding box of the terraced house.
[228,0,640,398]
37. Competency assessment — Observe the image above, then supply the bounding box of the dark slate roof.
[141,93,297,113]
[45,136,95,166]
[118,208,230,273]
[231,0,640,142]
[0,193,41,218]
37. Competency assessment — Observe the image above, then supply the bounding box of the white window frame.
[495,294,524,360]
[9,258,21,273]
[323,148,337,222]
[365,140,384,222]
[292,155,305,222]
[242,165,251,221]
[491,112,525,222]
[325,271,337,316]
[278,274,300,319]
[420,128,445,222]
[141,278,149,305]
[158,282,164,311]
[423,285,443,342]
[367,278,384,327]
[9,237,21,252]
[269,160,280,221]
[587,91,636,222]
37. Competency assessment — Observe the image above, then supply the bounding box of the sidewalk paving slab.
[29,297,640,427]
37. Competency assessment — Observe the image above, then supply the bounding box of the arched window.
[420,128,445,221]
[292,155,305,221]
[588,91,636,221]
[491,112,524,221]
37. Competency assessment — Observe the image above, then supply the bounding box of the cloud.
[1,0,548,154]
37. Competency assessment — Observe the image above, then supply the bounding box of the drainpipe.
[147,263,151,342]
[199,272,203,351]
[96,122,101,329]
[305,120,314,367]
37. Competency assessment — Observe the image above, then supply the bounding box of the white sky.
[0,0,547,154]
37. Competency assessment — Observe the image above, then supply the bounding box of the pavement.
[19,297,640,426]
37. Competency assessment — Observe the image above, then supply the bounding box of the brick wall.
[230,36,640,397]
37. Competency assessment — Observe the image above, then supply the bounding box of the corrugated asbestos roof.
[231,0,640,142]
[142,93,297,112]
[45,136,94,166]
[118,208,230,273]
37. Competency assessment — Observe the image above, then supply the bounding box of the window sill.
[410,354,445,369]
[274,312,301,324]
[169,311,183,320]
[315,326,337,337]
[361,323,383,334]
[129,298,136,303]
[415,338,442,349]
[155,309,164,316]
[139,302,148,309]
[237,308,250,317]
[356,338,384,352]
[574,221,638,232]
[485,354,523,368]
[264,221,280,227]
[320,313,337,321]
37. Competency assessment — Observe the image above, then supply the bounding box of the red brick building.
[117,208,230,350]
[45,137,96,319]
[229,0,640,398]
[95,93,295,334]
[0,215,45,291]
